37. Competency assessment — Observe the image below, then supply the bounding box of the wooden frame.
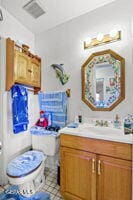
[81,49,125,111]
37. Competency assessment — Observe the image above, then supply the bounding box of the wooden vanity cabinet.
[97,155,131,200]
[61,147,96,200]
[6,38,41,92]
[60,134,132,200]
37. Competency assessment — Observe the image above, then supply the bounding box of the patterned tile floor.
[0,168,64,200]
[43,168,64,200]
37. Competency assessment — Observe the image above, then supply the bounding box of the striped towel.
[38,91,67,127]
[38,91,67,113]
[51,112,67,128]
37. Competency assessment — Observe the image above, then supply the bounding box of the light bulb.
[85,37,92,44]
[97,33,104,42]
[109,29,118,38]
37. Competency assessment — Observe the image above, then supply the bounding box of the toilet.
[6,131,60,198]
[6,150,47,197]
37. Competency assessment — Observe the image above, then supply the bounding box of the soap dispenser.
[113,114,121,129]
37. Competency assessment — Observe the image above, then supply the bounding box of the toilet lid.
[6,150,46,177]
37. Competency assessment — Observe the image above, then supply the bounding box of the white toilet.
[6,133,60,197]
[6,150,47,197]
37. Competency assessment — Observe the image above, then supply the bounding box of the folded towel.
[11,85,29,134]
[38,91,67,113]
[38,91,68,128]
[51,112,67,128]
[39,91,63,101]
[67,122,79,128]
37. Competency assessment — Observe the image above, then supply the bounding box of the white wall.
[35,0,133,122]
[0,6,39,184]
[0,6,35,51]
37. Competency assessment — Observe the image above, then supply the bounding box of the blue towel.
[11,85,29,134]
[43,112,52,126]
[38,91,67,112]
[51,112,67,128]
[38,91,67,128]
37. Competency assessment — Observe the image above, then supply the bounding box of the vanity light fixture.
[97,33,104,42]
[85,37,92,44]
[84,30,121,49]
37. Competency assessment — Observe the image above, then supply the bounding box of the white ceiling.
[1,0,115,34]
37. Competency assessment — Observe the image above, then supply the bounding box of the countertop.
[59,123,133,144]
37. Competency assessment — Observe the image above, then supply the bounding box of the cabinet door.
[14,51,30,84]
[60,147,96,200]
[30,59,41,87]
[97,155,132,200]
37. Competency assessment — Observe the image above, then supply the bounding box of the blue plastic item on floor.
[0,186,51,200]
[6,150,46,177]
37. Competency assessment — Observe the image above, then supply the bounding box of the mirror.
[81,49,125,111]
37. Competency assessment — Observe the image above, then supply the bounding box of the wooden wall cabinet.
[60,134,132,200]
[6,38,41,93]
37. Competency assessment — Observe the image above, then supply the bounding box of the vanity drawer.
[60,134,132,161]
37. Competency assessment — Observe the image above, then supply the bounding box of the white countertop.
[59,123,133,144]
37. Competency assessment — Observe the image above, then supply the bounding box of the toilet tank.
[32,134,60,156]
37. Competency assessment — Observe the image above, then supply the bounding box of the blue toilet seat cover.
[7,150,46,177]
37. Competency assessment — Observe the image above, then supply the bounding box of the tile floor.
[0,168,64,200]
[43,168,64,200]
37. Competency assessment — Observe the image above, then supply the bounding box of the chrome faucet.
[95,120,108,127]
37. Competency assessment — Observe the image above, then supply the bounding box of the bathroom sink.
[77,124,124,136]
[59,123,132,144]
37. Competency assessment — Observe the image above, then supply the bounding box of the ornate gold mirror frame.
[81,49,125,111]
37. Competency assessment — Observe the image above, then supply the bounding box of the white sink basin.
[59,123,133,144]
[77,124,124,136]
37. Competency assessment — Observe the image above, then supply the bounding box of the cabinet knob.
[92,158,95,173]
[98,160,101,175]
[28,69,32,73]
